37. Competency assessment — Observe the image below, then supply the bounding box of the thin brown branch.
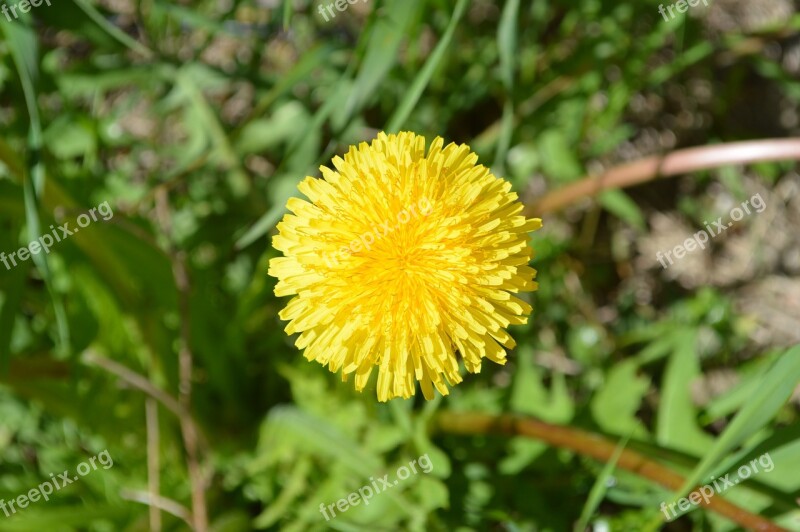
[435,412,786,532]
[173,254,208,532]
[82,350,182,418]
[528,139,800,216]
[83,350,211,530]
[120,489,193,527]
[81,350,209,451]
[155,187,209,532]
[146,398,162,532]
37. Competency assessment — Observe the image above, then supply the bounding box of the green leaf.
[258,406,382,477]
[0,19,70,353]
[235,102,310,156]
[598,189,646,231]
[282,0,293,29]
[510,347,574,423]
[656,328,713,454]
[493,0,519,173]
[0,505,127,531]
[591,360,650,437]
[701,352,780,423]
[72,0,152,57]
[0,260,27,375]
[538,129,584,182]
[497,0,519,91]
[676,344,800,496]
[254,458,313,528]
[648,41,714,86]
[575,436,630,532]
[385,0,468,132]
[343,0,424,127]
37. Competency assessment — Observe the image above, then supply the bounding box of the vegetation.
[0,0,799,530]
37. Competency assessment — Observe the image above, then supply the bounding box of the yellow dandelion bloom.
[268,131,542,401]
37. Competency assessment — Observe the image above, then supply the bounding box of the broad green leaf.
[656,328,713,454]
[591,360,650,437]
[510,347,574,423]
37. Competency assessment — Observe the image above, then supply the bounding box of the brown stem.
[434,412,786,531]
[528,139,800,215]
[146,398,162,532]
[120,489,193,527]
[155,187,209,532]
[82,351,183,417]
[82,351,211,530]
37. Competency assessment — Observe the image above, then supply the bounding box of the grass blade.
[385,0,469,133]
[575,435,630,531]
[72,0,153,57]
[282,0,293,30]
[1,20,70,353]
[341,0,424,125]
[493,0,519,173]
[676,344,800,496]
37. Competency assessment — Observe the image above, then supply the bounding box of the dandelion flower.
[268,131,541,401]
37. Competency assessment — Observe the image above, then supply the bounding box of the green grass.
[0,0,799,530]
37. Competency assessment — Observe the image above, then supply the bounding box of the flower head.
[269,132,541,401]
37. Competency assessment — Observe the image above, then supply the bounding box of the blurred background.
[1,0,799,530]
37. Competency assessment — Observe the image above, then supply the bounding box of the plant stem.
[528,139,800,215]
[434,412,786,531]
